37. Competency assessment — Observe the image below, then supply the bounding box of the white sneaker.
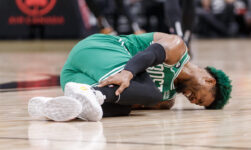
[64,82,104,121]
[28,96,82,122]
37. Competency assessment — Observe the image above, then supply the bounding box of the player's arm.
[99,32,187,95]
[153,32,187,65]
[123,32,187,76]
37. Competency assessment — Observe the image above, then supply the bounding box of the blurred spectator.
[163,0,195,55]
[82,0,250,37]
[195,0,238,37]
[85,0,145,34]
[85,0,117,34]
[142,0,195,57]
[246,0,251,32]
[232,0,250,36]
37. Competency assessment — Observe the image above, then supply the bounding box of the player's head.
[204,66,232,109]
[176,66,232,108]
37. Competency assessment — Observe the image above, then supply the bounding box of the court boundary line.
[0,136,250,150]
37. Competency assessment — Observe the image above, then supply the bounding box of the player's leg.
[64,71,162,118]
[164,0,194,57]
[94,71,163,106]
[163,0,183,36]
[28,96,83,121]
[61,70,133,119]
[63,71,162,117]
[85,0,116,34]
[114,0,145,34]
[181,0,195,51]
[102,102,131,117]
[28,70,98,122]
[196,7,229,36]
[61,71,104,121]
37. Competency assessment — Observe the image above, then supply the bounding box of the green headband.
[205,66,232,109]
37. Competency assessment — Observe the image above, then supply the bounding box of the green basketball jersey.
[118,33,190,101]
[146,51,190,100]
[61,33,190,101]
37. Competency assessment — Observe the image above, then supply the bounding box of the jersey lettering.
[147,65,165,92]
[148,64,164,71]
[152,78,164,92]
[163,91,170,99]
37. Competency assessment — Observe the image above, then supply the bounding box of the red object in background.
[25,0,48,7]
[17,75,59,89]
[16,0,56,16]
[9,0,65,25]
[236,9,247,15]
[2,0,94,38]
[0,75,60,92]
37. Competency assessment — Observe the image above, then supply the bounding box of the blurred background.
[0,0,250,40]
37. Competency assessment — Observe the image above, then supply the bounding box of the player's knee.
[145,88,163,105]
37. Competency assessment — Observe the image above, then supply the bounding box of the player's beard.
[175,79,189,93]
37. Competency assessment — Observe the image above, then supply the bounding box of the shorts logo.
[16,0,57,16]
[80,86,88,91]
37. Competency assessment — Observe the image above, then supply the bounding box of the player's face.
[182,83,215,106]
[178,69,216,107]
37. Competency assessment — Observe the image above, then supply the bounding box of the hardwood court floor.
[0,38,251,150]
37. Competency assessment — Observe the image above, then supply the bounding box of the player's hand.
[98,70,133,95]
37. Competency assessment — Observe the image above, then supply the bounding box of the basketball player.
[28,32,232,122]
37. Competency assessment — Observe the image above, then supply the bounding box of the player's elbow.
[159,34,187,53]
[165,35,187,65]
[155,34,187,65]
[172,35,187,53]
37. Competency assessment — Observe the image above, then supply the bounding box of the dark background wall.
[0,0,96,39]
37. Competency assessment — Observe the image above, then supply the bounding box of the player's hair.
[205,66,232,109]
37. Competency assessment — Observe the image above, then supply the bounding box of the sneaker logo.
[80,86,88,91]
